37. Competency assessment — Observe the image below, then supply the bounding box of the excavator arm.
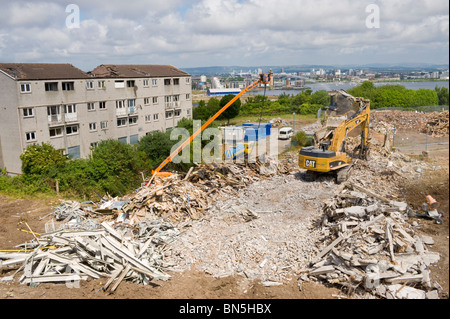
[329,103,370,156]
[146,72,272,186]
[299,98,371,183]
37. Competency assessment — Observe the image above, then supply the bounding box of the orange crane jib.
[146,72,273,186]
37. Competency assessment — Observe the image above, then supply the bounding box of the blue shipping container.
[242,123,272,136]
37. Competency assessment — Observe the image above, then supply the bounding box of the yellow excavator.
[298,100,371,183]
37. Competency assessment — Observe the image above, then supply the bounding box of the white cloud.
[0,0,448,68]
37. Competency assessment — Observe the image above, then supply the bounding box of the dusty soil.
[1,128,448,300]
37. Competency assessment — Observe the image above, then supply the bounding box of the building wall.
[2,74,192,174]
[0,72,21,173]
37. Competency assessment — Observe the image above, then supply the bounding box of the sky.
[0,0,448,71]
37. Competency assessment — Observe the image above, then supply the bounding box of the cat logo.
[305,159,316,168]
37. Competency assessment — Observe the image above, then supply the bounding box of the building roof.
[89,64,190,78]
[0,63,91,81]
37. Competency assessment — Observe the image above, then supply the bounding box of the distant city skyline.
[0,0,448,71]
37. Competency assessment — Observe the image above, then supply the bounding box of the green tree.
[20,143,67,176]
[310,90,331,106]
[91,139,148,195]
[413,89,439,107]
[435,86,449,106]
[193,100,210,121]
[138,131,175,168]
[207,98,221,117]
[218,94,241,125]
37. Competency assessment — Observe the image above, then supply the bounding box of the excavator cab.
[299,99,370,184]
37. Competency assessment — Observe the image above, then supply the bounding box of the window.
[115,80,125,89]
[90,142,98,149]
[130,134,139,145]
[173,78,180,85]
[128,99,136,107]
[86,81,94,89]
[118,137,127,144]
[165,111,173,119]
[62,82,74,91]
[186,78,191,84]
[174,109,181,117]
[45,82,58,91]
[145,115,151,122]
[186,93,191,100]
[187,109,191,116]
[67,146,80,159]
[99,101,107,109]
[26,132,36,142]
[100,121,108,129]
[65,104,77,113]
[116,100,126,108]
[66,125,79,135]
[152,97,158,104]
[143,79,149,87]
[153,114,159,121]
[127,80,135,88]
[47,106,61,122]
[23,108,34,117]
[98,81,106,89]
[144,98,150,105]
[64,104,77,121]
[117,118,127,127]
[164,79,171,85]
[89,123,97,131]
[129,117,138,125]
[152,79,158,86]
[20,83,31,93]
[87,103,95,111]
[49,127,63,138]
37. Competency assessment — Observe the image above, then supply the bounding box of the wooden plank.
[103,265,124,291]
[111,264,132,292]
[386,222,396,262]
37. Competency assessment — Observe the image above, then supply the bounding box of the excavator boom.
[147,72,272,186]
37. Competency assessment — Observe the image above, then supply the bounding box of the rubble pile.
[0,220,179,290]
[1,159,291,289]
[300,181,441,299]
[424,111,449,137]
[269,118,290,128]
[122,160,290,224]
[164,173,338,284]
[371,110,449,137]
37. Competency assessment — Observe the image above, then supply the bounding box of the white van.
[278,127,293,140]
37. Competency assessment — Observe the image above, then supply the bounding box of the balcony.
[165,101,180,109]
[48,114,62,124]
[116,107,138,116]
[65,112,78,122]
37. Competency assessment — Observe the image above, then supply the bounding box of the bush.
[20,143,67,176]
[292,131,312,147]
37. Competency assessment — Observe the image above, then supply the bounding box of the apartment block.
[0,63,192,174]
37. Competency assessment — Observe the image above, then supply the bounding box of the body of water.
[249,80,449,96]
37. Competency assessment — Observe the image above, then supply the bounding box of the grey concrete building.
[0,63,192,174]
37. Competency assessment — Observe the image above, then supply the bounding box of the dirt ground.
[0,129,448,300]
